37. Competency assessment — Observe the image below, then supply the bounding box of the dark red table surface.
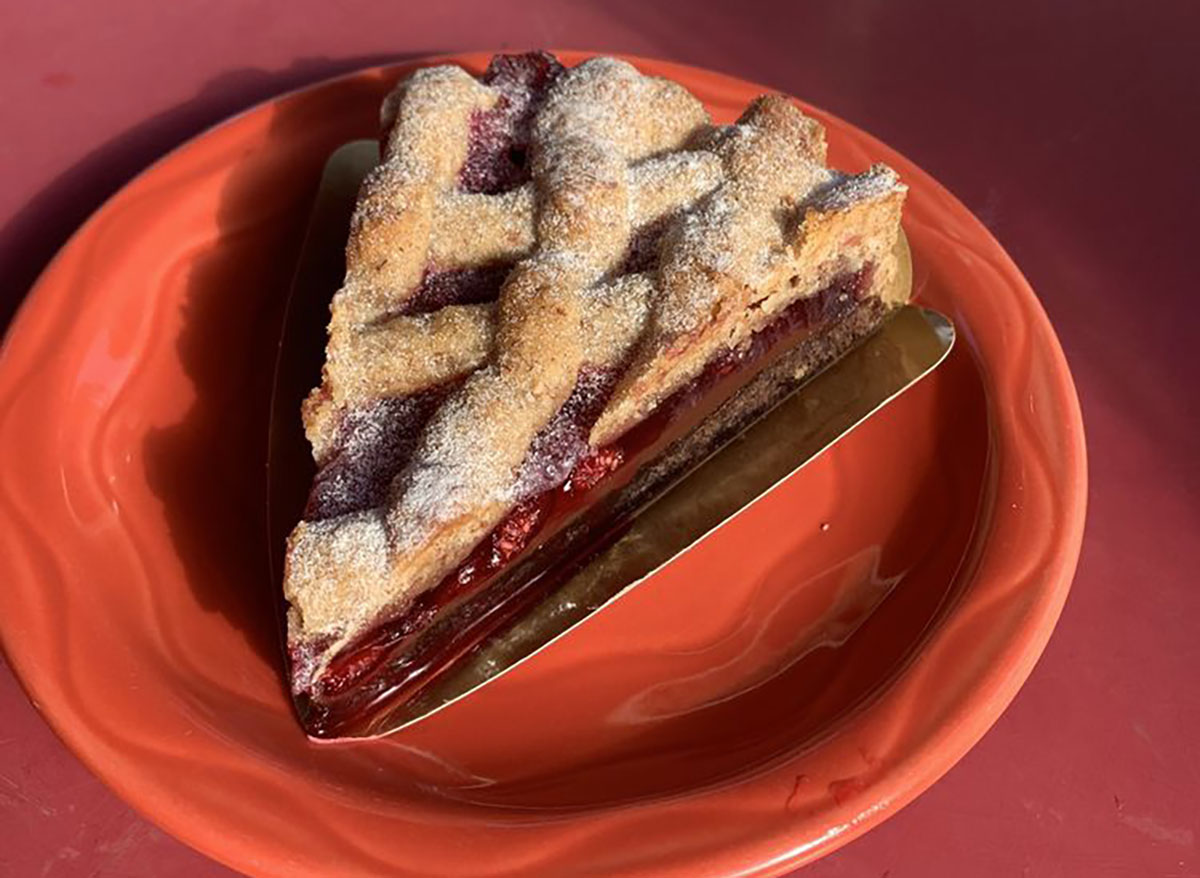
[2,1,1197,876]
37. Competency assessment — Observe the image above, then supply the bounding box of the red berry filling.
[398,262,512,316]
[306,385,458,521]
[458,51,564,195]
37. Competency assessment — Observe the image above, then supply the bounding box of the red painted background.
[1,1,1197,875]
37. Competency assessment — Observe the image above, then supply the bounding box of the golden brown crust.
[284,55,908,673]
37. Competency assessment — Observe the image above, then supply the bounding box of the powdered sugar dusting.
[387,366,524,549]
[383,54,712,553]
[285,512,391,635]
[801,164,904,213]
[306,389,454,521]
[285,52,907,652]
[653,100,834,336]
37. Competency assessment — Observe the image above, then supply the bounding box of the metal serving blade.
[268,141,955,733]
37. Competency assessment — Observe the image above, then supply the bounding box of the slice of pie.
[284,51,908,737]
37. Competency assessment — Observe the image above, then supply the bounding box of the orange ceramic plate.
[0,52,1085,877]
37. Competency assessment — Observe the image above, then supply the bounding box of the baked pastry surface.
[282,51,907,734]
